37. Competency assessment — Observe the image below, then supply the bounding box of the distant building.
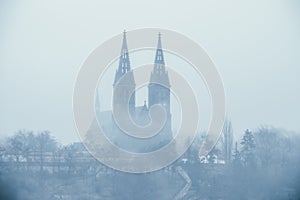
[91,31,173,152]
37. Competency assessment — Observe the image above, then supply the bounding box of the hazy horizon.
[1,0,300,144]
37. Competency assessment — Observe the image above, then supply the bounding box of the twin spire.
[116,31,165,75]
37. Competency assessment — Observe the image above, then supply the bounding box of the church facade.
[96,31,173,152]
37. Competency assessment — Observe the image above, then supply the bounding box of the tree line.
[0,130,99,174]
[0,123,300,199]
[1,122,299,174]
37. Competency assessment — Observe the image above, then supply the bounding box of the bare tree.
[63,143,77,174]
[35,131,57,172]
[5,130,35,171]
[52,145,63,173]
[254,126,291,167]
[18,130,35,171]
[6,132,23,163]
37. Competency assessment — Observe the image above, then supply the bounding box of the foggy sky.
[0,0,300,144]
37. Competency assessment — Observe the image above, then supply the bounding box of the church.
[94,31,173,152]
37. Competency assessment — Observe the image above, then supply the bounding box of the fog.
[1,0,300,143]
[1,1,300,199]
[0,126,299,199]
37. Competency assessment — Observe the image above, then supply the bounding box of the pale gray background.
[1,0,299,144]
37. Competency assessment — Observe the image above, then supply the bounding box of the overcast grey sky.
[1,0,299,144]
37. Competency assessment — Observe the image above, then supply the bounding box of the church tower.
[148,33,172,138]
[113,31,135,116]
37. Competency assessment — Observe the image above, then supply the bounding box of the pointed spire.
[154,32,165,65]
[119,30,131,73]
[157,32,162,49]
[121,30,128,55]
[149,32,170,85]
[114,30,132,85]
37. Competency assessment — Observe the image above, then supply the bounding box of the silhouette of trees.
[220,119,233,164]
[0,127,300,199]
[63,143,78,174]
[6,131,24,163]
[232,142,241,166]
[35,131,57,172]
[3,130,57,172]
[254,126,291,167]
[240,129,256,167]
